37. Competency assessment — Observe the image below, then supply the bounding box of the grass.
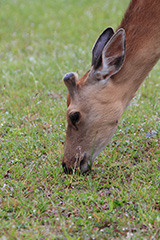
[0,0,159,239]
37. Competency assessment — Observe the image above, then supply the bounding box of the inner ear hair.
[101,28,126,77]
[92,27,114,67]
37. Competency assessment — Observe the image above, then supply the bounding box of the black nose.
[62,162,73,174]
[62,162,67,173]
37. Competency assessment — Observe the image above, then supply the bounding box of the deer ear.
[94,29,126,81]
[92,27,114,67]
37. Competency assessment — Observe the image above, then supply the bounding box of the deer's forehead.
[77,70,90,86]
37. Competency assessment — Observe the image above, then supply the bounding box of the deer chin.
[79,153,92,173]
[80,145,107,173]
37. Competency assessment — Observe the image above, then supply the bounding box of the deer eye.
[69,112,81,127]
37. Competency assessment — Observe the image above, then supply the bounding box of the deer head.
[62,28,126,173]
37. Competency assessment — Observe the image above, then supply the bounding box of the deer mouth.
[62,153,90,174]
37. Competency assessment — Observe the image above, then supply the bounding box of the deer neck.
[113,0,160,109]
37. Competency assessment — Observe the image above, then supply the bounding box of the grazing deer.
[62,0,160,173]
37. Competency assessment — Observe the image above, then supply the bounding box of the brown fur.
[63,0,160,173]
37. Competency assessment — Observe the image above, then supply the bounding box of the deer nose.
[62,153,87,174]
[62,162,67,173]
[62,162,73,174]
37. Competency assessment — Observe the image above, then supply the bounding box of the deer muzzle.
[62,153,89,174]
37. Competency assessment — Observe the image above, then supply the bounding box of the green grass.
[0,0,159,239]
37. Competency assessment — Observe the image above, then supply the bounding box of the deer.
[62,0,160,174]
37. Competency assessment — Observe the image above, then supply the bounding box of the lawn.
[0,0,159,239]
